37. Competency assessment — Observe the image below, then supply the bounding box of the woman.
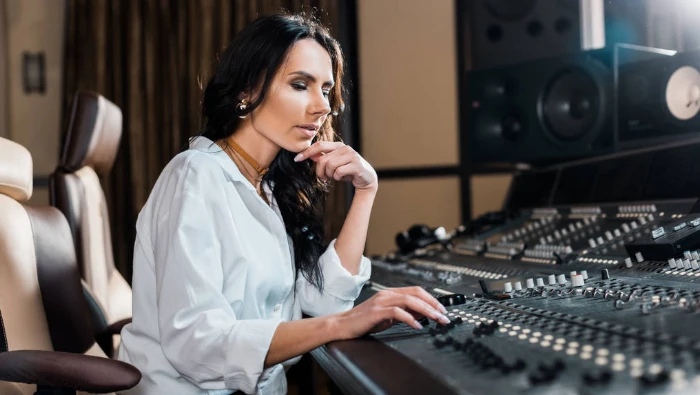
[117,13,450,395]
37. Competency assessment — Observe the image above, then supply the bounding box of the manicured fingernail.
[439,315,450,324]
[414,320,423,330]
[294,153,303,162]
[438,304,447,314]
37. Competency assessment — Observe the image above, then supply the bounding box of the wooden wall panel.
[470,174,512,219]
[357,0,458,169]
[367,177,461,255]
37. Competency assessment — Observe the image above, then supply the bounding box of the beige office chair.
[50,91,132,357]
[0,137,140,394]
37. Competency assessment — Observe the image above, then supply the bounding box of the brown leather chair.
[50,91,132,357]
[0,137,140,394]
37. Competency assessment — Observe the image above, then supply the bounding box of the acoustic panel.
[366,177,461,256]
[357,0,458,169]
[471,174,512,218]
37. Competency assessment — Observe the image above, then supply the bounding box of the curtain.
[63,0,349,281]
[0,0,8,138]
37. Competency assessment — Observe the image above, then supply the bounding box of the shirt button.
[273,304,281,312]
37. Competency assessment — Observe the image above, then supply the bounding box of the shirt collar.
[189,135,250,186]
[189,135,280,214]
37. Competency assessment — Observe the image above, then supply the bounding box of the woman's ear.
[237,92,251,103]
[241,78,266,104]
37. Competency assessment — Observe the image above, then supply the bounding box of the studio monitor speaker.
[465,48,614,164]
[618,49,700,148]
[468,0,582,69]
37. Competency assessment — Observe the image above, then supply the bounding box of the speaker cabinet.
[466,48,614,164]
[618,50,700,148]
[468,0,582,69]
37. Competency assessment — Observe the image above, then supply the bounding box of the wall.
[471,174,512,219]
[357,0,512,255]
[4,0,65,206]
[1,0,514,254]
[357,0,459,169]
[367,177,462,256]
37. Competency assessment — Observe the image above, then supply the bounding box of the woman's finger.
[401,286,447,314]
[332,163,355,181]
[324,151,357,179]
[315,151,341,180]
[385,306,423,330]
[370,319,397,334]
[311,144,355,163]
[316,154,329,180]
[402,295,450,324]
[294,141,345,162]
[381,292,450,325]
[314,149,354,180]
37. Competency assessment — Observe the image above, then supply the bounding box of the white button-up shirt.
[117,137,371,395]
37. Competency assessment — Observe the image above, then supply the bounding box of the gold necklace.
[218,141,270,205]
[230,147,263,182]
[227,138,269,178]
[231,149,270,206]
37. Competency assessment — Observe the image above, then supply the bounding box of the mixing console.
[357,139,700,394]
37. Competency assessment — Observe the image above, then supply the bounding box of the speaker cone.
[665,65,700,121]
[541,70,600,140]
[475,106,526,142]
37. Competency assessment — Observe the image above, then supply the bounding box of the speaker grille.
[466,48,614,164]
[541,69,601,140]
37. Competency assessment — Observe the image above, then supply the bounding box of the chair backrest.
[50,92,132,335]
[0,137,110,395]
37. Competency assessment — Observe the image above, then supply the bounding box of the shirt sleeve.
[297,239,372,316]
[152,154,281,393]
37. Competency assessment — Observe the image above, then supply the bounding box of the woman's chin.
[288,140,313,153]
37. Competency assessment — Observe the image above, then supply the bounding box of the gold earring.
[237,99,249,119]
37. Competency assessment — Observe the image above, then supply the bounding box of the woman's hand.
[294,142,378,192]
[334,287,451,340]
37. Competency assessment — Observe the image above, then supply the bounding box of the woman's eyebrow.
[288,70,334,86]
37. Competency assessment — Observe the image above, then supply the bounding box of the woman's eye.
[292,83,306,91]
[322,90,330,97]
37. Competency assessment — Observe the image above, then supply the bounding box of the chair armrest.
[0,350,140,393]
[104,318,132,335]
[95,317,132,357]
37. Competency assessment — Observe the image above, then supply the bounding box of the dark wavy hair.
[198,13,345,292]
